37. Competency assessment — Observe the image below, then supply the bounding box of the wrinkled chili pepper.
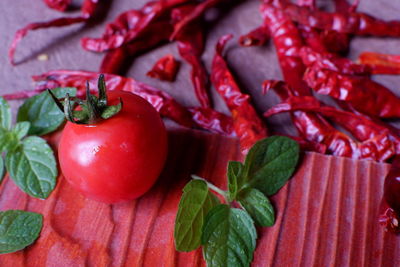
[380,156,400,233]
[295,0,355,55]
[239,26,270,47]
[44,0,71,12]
[169,0,224,40]
[283,2,400,37]
[172,5,212,108]
[300,47,371,75]
[99,20,173,75]
[263,80,360,158]
[188,107,235,137]
[212,35,268,154]
[261,3,358,157]
[296,0,315,8]
[358,52,400,75]
[304,65,400,118]
[264,95,395,161]
[9,0,98,65]
[81,0,190,52]
[261,2,310,96]
[146,54,180,82]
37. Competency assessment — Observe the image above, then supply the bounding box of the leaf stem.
[191,175,229,203]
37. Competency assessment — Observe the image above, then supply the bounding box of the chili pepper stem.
[191,174,229,203]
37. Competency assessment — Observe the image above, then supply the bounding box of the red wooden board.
[0,129,397,266]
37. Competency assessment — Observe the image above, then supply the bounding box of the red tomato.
[59,91,168,203]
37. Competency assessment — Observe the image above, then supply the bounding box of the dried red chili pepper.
[263,80,360,158]
[304,65,400,118]
[212,35,268,154]
[99,20,173,75]
[99,47,131,75]
[284,2,400,37]
[295,0,356,55]
[296,0,315,8]
[147,55,180,82]
[380,156,400,233]
[286,135,327,154]
[44,0,71,12]
[334,0,359,13]
[264,95,396,161]
[261,2,310,96]
[9,0,98,65]
[239,26,270,47]
[261,3,356,157]
[298,25,329,54]
[81,0,190,52]
[358,52,400,75]
[172,5,212,108]
[188,107,235,137]
[169,0,224,40]
[300,47,371,75]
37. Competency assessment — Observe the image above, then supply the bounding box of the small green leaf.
[0,97,11,130]
[202,204,257,267]
[238,188,275,227]
[0,157,5,183]
[0,128,19,153]
[17,87,76,136]
[13,122,30,140]
[227,161,243,201]
[243,136,299,196]
[0,210,42,254]
[174,179,220,252]
[6,136,57,199]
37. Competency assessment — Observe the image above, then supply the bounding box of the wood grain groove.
[300,153,332,267]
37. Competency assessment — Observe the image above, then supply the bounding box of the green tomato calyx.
[48,74,122,125]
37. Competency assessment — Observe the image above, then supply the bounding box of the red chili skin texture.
[59,91,168,203]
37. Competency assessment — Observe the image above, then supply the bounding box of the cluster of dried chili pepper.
[7,0,400,232]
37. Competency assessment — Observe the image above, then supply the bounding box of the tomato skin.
[59,91,168,203]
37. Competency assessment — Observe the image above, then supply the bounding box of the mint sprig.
[0,96,57,198]
[0,92,64,255]
[174,136,300,267]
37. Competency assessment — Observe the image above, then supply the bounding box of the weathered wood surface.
[0,129,396,266]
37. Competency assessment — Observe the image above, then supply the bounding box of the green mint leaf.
[13,122,30,140]
[227,161,243,201]
[0,156,5,184]
[201,204,257,267]
[0,128,19,153]
[174,179,220,252]
[6,136,57,199]
[0,210,42,254]
[0,97,11,130]
[243,136,299,196]
[17,87,76,136]
[237,188,275,227]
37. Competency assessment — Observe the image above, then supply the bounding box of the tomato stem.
[48,74,123,125]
